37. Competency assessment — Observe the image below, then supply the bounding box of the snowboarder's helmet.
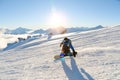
[64,37,68,41]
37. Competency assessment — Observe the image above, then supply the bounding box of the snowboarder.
[60,37,77,57]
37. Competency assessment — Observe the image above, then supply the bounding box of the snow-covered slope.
[0,26,120,80]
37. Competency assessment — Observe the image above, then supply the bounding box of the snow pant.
[60,45,73,57]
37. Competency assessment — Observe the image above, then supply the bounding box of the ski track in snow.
[0,26,120,80]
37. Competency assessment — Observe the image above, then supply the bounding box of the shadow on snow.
[61,57,94,80]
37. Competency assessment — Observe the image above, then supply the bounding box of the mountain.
[67,25,104,33]
[31,29,46,34]
[90,25,104,30]
[31,25,104,34]
[0,25,104,34]
[11,27,31,34]
[0,25,119,80]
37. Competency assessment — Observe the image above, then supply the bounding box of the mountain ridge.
[0,25,104,34]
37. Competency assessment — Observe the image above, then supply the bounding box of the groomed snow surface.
[0,26,120,80]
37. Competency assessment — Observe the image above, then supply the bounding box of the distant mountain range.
[0,27,31,34]
[67,25,104,33]
[0,25,104,34]
[11,27,31,34]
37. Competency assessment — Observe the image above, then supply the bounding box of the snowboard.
[54,55,73,61]
[54,55,74,63]
[54,52,74,62]
[54,55,64,60]
[54,55,64,62]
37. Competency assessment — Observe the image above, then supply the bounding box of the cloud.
[0,38,7,49]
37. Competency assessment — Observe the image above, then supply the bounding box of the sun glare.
[48,10,67,27]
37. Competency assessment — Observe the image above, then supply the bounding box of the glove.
[73,51,77,57]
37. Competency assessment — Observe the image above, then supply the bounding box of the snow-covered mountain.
[0,25,119,80]
[32,25,104,34]
[31,29,46,34]
[10,27,31,34]
[0,25,104,34]
[67,25,104,33]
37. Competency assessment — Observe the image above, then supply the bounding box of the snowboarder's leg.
[67,52,73,56]
[69,43,77,57]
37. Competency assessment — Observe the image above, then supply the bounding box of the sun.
[48,10,67,27]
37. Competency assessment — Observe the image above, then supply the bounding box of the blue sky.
[0,0,120,29]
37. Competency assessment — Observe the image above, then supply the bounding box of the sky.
[0,0,120,29]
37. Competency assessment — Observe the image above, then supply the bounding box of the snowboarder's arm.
[69,40,75,52]
[60,43,63,47]
[60,41,64,47]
